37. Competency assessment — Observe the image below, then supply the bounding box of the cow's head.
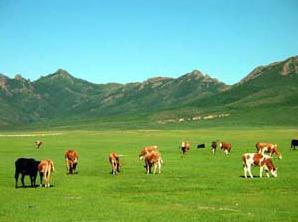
[272,145,282,159]
[271,167,278,177]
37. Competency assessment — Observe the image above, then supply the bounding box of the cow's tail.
[242,154,247,167]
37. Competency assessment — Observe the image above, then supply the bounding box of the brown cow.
[139,145,158,160]
[256,142,282,159]
[144,151,163,174]
[65,149,78,174]
[181,141,190,156]
[35,140,43,149]
[38,159,54,187]
[219,142,232,155]
[139,145,158,174]
[109,152,121,175]
[242,153,277,178]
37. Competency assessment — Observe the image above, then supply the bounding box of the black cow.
[211,141,218,154]
[291,139,298,149]
[197,144,205,148]
[15,158,40,188]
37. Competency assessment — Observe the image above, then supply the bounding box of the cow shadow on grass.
[66,172,78,175]
[16,184,55,188]
[239,175,268,178]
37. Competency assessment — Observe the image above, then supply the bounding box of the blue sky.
[0,0,297,84]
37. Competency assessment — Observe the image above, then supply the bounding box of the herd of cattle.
[14,139,298,188]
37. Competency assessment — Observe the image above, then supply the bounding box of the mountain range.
[0,56,297,129]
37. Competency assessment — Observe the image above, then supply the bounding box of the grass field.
[0,128,298,222]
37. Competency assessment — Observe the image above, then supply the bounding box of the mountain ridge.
[0,55,297,129]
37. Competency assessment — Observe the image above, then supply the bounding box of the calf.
[38,160,55,187]
[180,141,190,155]
[291,139,298,149]
[219,142,232,155]
[109,152,121,175]
[35,140,43,149]
[256,142,282,159]
[144,151,163,174]
[15,158,40,188]
[65,149,78,174]
[242,153,277,178]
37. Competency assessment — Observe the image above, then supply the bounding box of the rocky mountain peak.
[52,69,73,78]
[239,55,298,84]
[281,56,298,75]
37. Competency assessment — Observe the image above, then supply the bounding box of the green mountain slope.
[0,56,297,129]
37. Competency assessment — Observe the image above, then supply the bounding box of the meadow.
[0,128,298,222]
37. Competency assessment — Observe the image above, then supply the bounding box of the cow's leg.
[15,172,19,188]
[247,165,253,178]
[153,163,157,174]
[113,163,117,175]
[65,159,69,173]
[39,172,44,187]
[73,162,77,174]
[243,166,247,178]
[259,166,263,178]
[30,175,35,187]
[116,162,120,173]
[146,162,150,174]
[21,174,25,187]
[212,148,215,154]
[224,149,228,155]
[32,173,38,187]
[46,170,50,187]
[158,161,161,174]
[147,163,152,174]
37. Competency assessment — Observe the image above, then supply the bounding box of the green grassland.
[0,128,298,222]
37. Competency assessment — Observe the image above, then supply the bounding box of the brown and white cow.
[144,150,163,174]
[242,153,277,178]
[139,145,158,160]
[65,149,78,174]
[256,142,282,159]
[219,142,232,155]
[181,141,190,156]
[38,159,55,187]
[109,152,121,175]
[35,140,43,149]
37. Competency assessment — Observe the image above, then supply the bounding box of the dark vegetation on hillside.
[0,56,297,129]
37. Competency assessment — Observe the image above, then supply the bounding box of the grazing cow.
[109,152,121,175]
[219,142,232,155]
[65,149,78,174]
[139,145,158,174]
[35,140,43,149]
[139,145,158,160]
[15,158,40,188]
[38,160,55,187]
[144,151,163,174]
[242,153,277,178]
[211,141,218,154]
[180,141,190,155]
[197,144,205,149]
[291,139,298,149]
[256,142,282,159]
